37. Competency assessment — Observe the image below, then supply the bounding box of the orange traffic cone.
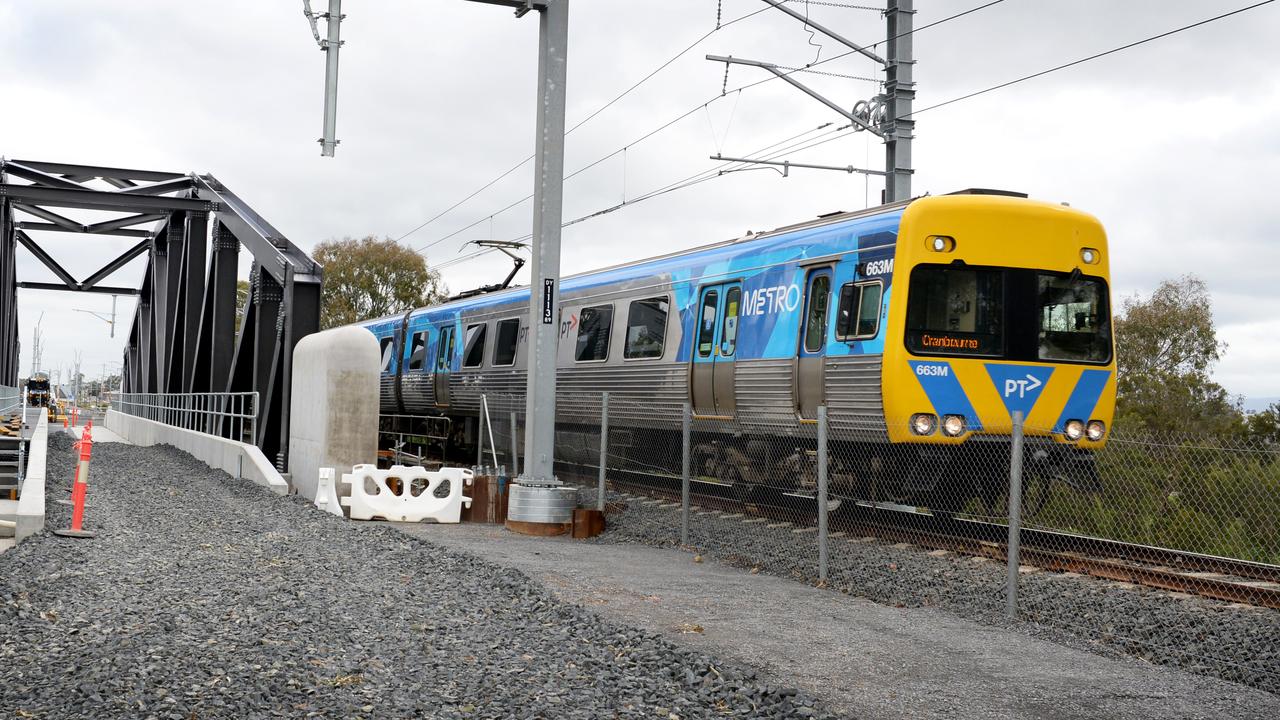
[53,423,96,539]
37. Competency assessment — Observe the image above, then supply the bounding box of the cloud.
[3,0,1277,398]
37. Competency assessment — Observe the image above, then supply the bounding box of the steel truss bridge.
[0,158,322,468]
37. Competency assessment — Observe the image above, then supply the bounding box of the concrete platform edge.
[106,409,288,496]
[14,408,48,542]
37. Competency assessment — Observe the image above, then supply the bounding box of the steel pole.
[509,410,520,478]
[519,0,569,488]
[319,0,343,156]
[1006,410,1025,620]
[817,405,829,583]
[681,400,691,546]
[597,392,608,511]
[884,0,914,202]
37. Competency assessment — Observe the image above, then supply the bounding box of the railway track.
[566,463,1280,610]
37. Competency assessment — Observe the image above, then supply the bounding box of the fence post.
[1006,410,1025,620]
[597,392,609,511]
[509,410,520,479]
[477,394,486,472]
[681,400,691,547]
[817,404,829,584]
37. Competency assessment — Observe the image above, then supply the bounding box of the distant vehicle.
[357,190,1116,512]
[24,372,61,421]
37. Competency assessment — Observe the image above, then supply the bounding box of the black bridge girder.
[0,157,322,471]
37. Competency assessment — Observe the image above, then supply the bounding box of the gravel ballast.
[583,485,1280,696]
[0,439,836,719]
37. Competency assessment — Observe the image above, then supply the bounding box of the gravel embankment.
[581,485,1280,695]
[0,439,837,719]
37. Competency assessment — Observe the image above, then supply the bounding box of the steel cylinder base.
[52,528,96,539]
[505,484,577,537]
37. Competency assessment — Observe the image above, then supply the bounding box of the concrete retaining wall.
[13,409,48,543]
[106,409,288,496]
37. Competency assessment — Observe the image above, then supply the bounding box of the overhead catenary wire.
[427,0,1274,280]
[396,0,784,244]
[408,0,1006,254]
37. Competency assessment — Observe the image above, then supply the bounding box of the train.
[358,190,1115,511]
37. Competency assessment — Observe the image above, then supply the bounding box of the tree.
[1245,402,1280,449]
[1112,274,1241,435]
[312,236,448,329]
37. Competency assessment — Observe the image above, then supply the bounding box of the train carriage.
[358,189,1115,508]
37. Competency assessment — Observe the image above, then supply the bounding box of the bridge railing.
[111,391,258,445]
[0,385,19,416]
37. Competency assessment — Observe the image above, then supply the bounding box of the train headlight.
[910,413,938,436]
[1063,419,1085,441]
[929,235,956,253]
[1080,247,1100,265]
[1086,420,1106,442]
[941,414,967,437]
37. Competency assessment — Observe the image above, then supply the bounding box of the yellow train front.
[880,192,1116,507]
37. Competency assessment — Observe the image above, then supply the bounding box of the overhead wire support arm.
[706,55,884,137]
[710,154,887,177]
[757,0,886,65]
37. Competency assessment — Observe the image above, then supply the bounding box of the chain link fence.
[378,391,1280,691]
[455,391,1280,693]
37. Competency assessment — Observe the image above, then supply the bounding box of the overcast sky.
[2,0,1278,401]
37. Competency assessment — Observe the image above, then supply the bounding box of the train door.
[690,281,741,417]
[796,268,832,420]
[434,324,455,407]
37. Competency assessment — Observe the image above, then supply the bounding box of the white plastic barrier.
[340,464,473,523]
[315,468,344,518]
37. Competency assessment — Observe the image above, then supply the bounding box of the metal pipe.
[1006,410,1025,620]
[483,395,500,470]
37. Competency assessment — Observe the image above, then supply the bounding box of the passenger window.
[624,297,668,359]
[697,291,718,358]
[379,337,395,372]
[836,282,883,340]
[435,326,455,372]
[493,318,520,366]
[575,305,613,362]
[407,331,428,371]
[803,274,831,353]
[720,287,741,357]
[463,323,487,368]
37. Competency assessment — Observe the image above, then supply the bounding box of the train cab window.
[803,274,831,353]
[379,337,395,372]
[720,287,741,357]
[697,291,718,358]
[1037,273,1111,363]
[435,326,455,372]
[836,282,883,340]
[407,331,428,371]
[493,318,520,366]
[575,305,613,362]
[463,323,487,368]
[906,265,1004,356]
[624,297,668,359]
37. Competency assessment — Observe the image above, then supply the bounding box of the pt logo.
[1004,374,1043,399]
[985,364,1054,417]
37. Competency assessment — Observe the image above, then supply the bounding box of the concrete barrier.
[287,326,380,503]
[106,409,288,495]
[12,409,48,543]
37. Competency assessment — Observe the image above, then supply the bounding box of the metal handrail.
[111,391,258,444]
